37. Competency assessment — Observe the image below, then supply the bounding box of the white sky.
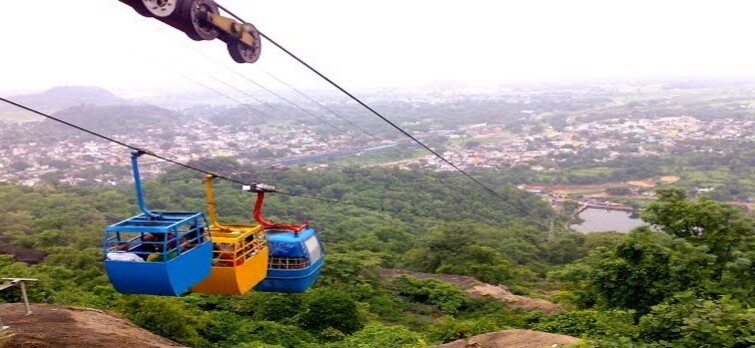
[2,0,755,95]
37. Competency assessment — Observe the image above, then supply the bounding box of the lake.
[571,208,645,233]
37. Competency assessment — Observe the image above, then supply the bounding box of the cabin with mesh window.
[254,227,324,293]
[104,212,212,295]
[102,151,213,296]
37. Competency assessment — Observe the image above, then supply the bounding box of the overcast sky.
[3,0,755,96]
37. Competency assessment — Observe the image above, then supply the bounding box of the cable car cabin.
[254,227,324,293]
[103,213,212,296]
[191,176,269,295]
[191,225,269,295]
[103,150,212,296]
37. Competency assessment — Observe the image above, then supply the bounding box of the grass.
[474,134,514,145]
[679,169,755,189]
[569,167,617,175]
[0,109,43,123]
[327,147,426,167]
[561,188,605,195]
[656,166,755,202]
[682,170,731,183]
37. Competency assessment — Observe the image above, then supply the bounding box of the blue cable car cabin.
[254,227,324,293]
[103,151,213,296]
[249,191,325,293]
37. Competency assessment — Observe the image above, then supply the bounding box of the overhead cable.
[0,97,256,187]
[216,2,511,202]
[0,97,467,221]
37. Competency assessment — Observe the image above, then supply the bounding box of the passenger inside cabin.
[142,233,158,252]
[289,258,306,269]
[106,242,145,262]
[144,233,179,262]
[242,234,258,259]
[147,248,179,262]
[234,243,246,265]
[214,243,241,266]
[177,225,207,254]
[143,232,177,252]
[196,226,207,242]
[180,237,196,252]
[213,244,225,266]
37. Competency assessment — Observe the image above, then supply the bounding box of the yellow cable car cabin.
[191,175,269,295]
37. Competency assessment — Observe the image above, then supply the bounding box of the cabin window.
[269,257,310,269]
[304,237,322,262]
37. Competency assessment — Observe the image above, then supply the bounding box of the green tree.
[427,316,502,344]
[251,294,304,323]
[532,309,637,338]
[325,323,426,348]
[232,342,285,348]
[299,289,365,336]
[552,228,715,314]
[404,222,534,285]
[638,292,755,347]
[392,276,468,314]
[241,321,316,348]
[199,311,255,346]
[118,296,208,346]
[643,187,755,281]
[318,251,382,286]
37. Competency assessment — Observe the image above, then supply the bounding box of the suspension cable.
[179,73,272,118]
[109,0,434,172]
[0,97,255,186]
[216,2,511,202]
[0,97,483,221]
[259,67,385,140]
[181,50,376,141]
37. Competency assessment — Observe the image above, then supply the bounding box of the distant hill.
[31,104,189,137]
[1,86,130,122]
[14,86,128,110]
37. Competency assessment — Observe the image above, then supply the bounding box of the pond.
[570,208,645,233]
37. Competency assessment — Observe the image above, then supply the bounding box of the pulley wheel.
[180,0,219,41]
[227,25,262,63]
[142,0,179,17]
[121,0,153,17]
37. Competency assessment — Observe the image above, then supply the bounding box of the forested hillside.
[0,164,753,347]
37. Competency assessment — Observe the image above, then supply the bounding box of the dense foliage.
[0,165,752,347]
[551,188,754,347]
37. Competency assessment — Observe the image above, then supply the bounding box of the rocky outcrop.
[0,303,184,348]
[382,269,561,313]
[431,329,580,348]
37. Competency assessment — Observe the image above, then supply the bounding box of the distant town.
[1,109,751,187]
[0,84,753,212]
[402,115,752,171]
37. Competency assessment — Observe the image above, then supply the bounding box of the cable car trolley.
[118,0,262,63]
[191,175,269,295]
[103,151,213,296]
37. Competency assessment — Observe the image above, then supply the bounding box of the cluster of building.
[0,103,752,186]
[414,116,753,171]
[0,119,367,186]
